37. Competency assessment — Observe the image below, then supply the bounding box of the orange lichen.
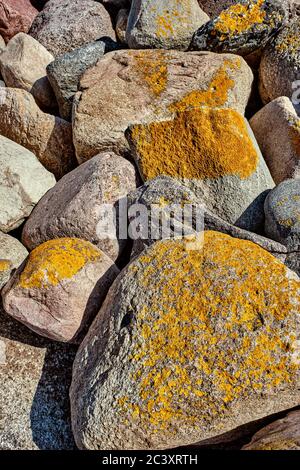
[169,59,241,113]
[289,119,300,156]
[19,238,101,289]
[133,51,168,96]
[214,0,266,37]
[117,232,300,431]
[129,107,258,181]
[0,259,11,272]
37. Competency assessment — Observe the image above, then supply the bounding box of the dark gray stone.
[190,0,288,56]
[47,38,119,120]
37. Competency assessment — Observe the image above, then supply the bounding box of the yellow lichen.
[0,259,11,272]
[117,232,300,431]
[169,59,241,113]
[129,107,258,181]
[133,51,168,96]
[214,0,266,37]
[19,238,101,289]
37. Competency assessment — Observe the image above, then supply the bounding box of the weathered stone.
[0,35,5,51]
[0,232,28,290]
[0,135,55,233]
[126,0,209,51]
[127,107,274,232]
[264,179,300,250]
[2,238,119,343]
[0,33,56,111]
[242,410,300,450]
[250,97,300,183]
[190,0,288,56]
[197,1,241,18]
[73,49,253,163]
[29,0,116,58]
[0,304,76,449]
[70,231,300,450]
[128,176,287,262]
[116,9,129,44]
[0,0,38,43]
[22,152,137,261]
[47,38,118,121]
[0,88,76,179]
[259,17,300,114]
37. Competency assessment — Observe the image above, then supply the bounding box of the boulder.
[22,152,137,261]
[0,33,56,111]
[0,232,28,290]
[2,238,119,343]
[70,231,300,450]
[126,0,209,50]
[0,135,55,233]
[197,1,241,17]
[190,0,288,56]
[116,9,129,44]
[47,38,118,121]
[264,179,300,250]
[73,49,253,163]
[29,0,116,57]
[259,17,300,114]
[0,305,76,449]
[0,88,76,179]
[250,97,300,183]
[242,410,300,450]
[126,107,274,232]
[0,0,38,43]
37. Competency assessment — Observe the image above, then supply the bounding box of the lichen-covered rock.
[128,176,287,261]
[73,49,253,163]
[242,410,300,450]
[0,305,76,449]
[259,17,300,113]
[190,0,288,56]
[264,179,300,251]
[0,0,38,43]
[22,153,137,261]
[250,97,300,183]
[47,38,118,121]
[0,88,76,179]
[0,33,56,111]
[0,135,55,233]
[126,107,274,231]
[2,238,119,343]
[29,0,116,57]
[70,231,300,450]
[126,0,209,51]
[0,232,28,289]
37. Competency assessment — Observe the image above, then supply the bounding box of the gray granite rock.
[47,38,119,121]
[190,0,288,56]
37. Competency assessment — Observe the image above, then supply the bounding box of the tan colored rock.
[0,305,76,449]
[0,33,56,111]
[2,238,119,343]
[242,410,300,450]
[70,231,300,450]
[0,88,76,179]
[22,152,137,261]
[0,35,5,52]
[0,232,28,290]
[73,49,253,163]
[250,97,300,183]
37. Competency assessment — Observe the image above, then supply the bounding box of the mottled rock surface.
[0,33,56,111]
[70,231,300,450]
[126,0,209,50]
[250,97,300,183]
[0,135,55,233]
[0,88,76,179]
[0,0,38,43]
[73,49,253,163]
[0,232,28,290]
[0,304,76,449]
[29,0,116,57]
[22,152,137,261]
[2,238,119,343]
[127,107,274,231]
